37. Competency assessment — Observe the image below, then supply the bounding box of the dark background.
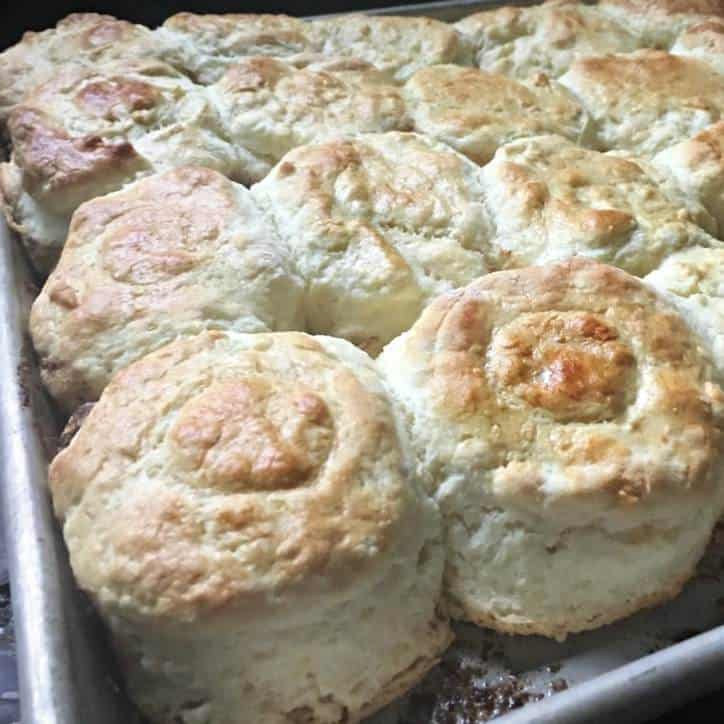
[1,0,413,50]
[1,0,723,721]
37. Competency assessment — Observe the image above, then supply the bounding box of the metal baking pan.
[2,2,724,723]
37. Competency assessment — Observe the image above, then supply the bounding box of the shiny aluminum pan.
[1,2,724,723]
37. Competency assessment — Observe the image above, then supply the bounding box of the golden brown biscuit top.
[8,106,144,203]
[481,135,717,275]
[12,60,192,136]
[560,50,724,153]
[88,170,234,284]
[74,77,162,119]
[5,60,239,213]
[455,0,639,79]
[566,49,724,101]
[163,12,312,46]
[403,65,588,164]
[41,166,241,298]
[0,13,162,119]
[162,11,315,59]
[50,331,417,621]
[56,13,151,50]
[488,311,636,423]
[379,259,724,505]
[29,166,304,410]
[167,378,334,493]
[310,14,466,81]
[160,13,320,83]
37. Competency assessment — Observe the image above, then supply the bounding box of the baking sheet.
[1,2,724,723]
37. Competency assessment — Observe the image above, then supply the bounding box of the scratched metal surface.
[2,3,724,724]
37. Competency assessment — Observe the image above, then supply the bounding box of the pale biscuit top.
[50,331,432,623]
[454,0,639,81]
[159,13,320,85]
[0,13,165,124]
[378,258,724,510]
[209,56,409,182]
[6,61,242,214]
[30,167,304,411]
[559,50,724,156]
[403,65,590,165]
[309,15,468,81]
[645,246,724,369]
[671,17,724,73]
[251,132,494,355]
[481,135,718,275]
[653,121,724,233]
[599,0,724,48]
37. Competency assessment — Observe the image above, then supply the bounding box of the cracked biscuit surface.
[455,0,639,81]
[559,50,724,156]
[309,14,469,81]
[252,132,494,355]
[0,60,241,273]
[160,13,466,84]
[0,13,167,125]
[403,65,591,165]
[480,135,719,275]
[30,167,304,412]
[50,330,451,724]
[378,258,724,639]
[209,56,409,181]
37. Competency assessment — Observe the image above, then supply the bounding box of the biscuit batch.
[4,2,724,723]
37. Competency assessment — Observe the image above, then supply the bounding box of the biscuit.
[559,50,724,156]
[251,132,494,355]
[30,167,304,411]
[0,14,165,125]
[49,330,452,724]
[403,65,591,165]
[309,14,468,81]
[599,0,724,48]
[378,258,724,639]
[645,246,724,373]
[1,61,243,272]
[209,56,409,181]
[481,135,719,275]
[672,18,724,75]
[0,161,69,275]
[455,0,639,81]
[653,121,724,235]
[159,13,320,85]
